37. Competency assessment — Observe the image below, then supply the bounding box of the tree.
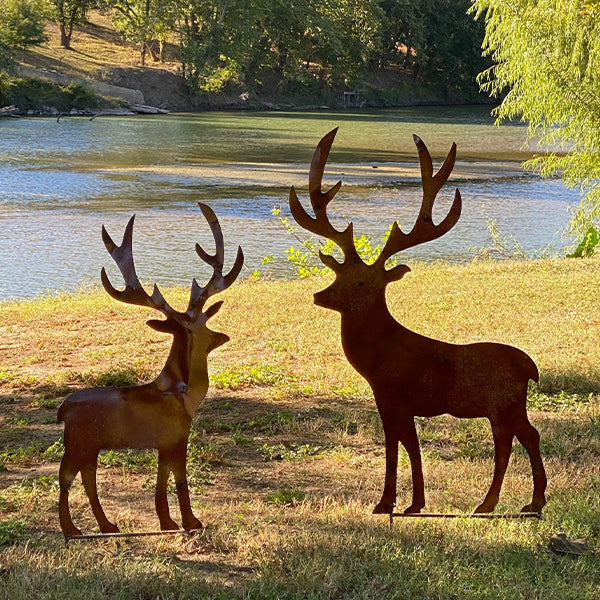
[470,0,600,239]
[0,0,48,50]
[109,0,175,65]
[48,0,94,49]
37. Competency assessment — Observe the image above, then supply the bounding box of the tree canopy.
[470,0,600,240]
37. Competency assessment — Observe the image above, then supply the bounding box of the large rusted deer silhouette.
[57,203,243,537]
[289,129,547,515]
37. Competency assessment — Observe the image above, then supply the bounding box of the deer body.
[290,129,547,515]
[58,203,243,537]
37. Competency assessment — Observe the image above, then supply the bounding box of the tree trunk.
[60,25,72,49]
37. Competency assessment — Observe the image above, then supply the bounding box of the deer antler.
[374,135,462,268]
[101,204,244,323]
[289,128,360,265]
[101,216,181,319]
[187,202,244,315]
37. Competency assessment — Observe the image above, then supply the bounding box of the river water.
[0,106,582,300]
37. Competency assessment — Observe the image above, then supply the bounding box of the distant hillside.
[15,11,191,110]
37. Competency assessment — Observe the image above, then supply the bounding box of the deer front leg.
[172,449,203,531]
[155,450,179,531]
[373,417,425,514]
[399,418,425,514]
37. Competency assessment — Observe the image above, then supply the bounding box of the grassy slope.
[1,257,599,598]
[19,11,180,81]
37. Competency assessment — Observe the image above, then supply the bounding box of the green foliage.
[0,41,16,75]
[567,226,600,257]
[471,0,600,242]
[0,520,27,545]
[0,0,48,49]
[2,76,101,111]
[272,206,397,278]
[264,487,306,506]
[259,442,322,461]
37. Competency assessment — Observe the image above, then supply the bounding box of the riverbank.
[1,257,599,598]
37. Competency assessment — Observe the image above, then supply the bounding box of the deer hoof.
[473,502,496,514]
[183,516,203,531]
[521,498,546,513]
[100,522,120,534]
[373,500,395,514]
[160,518,180,531]
[402,504,424,515]
[62,525,82,538]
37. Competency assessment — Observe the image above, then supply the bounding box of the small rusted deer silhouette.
[57,203,243,537]
[289,129,547,515]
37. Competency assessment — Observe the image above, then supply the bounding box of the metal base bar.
[389,512,542,527]
[64,528,201,547]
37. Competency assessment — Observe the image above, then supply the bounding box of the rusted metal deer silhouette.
[289,129,547,515]
[57,203,243,537]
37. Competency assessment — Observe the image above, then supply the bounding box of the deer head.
[289,128,462,314]
[100,202,244,417]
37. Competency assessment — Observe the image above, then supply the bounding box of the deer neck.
[339,297,409,376]
[154,335,209,419]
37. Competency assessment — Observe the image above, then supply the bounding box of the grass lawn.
[1,257,599,599]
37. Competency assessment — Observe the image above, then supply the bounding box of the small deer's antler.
[373,135,461,268]
[187,203,244,316]
[101,203,243,323]
[101,216,181,319]
[289,128,360,266]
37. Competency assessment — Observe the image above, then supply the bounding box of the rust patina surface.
[57,203,243,537]
[290,129,547,515]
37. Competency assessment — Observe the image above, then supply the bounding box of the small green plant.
[470,217,526,260]
[99,449,157,472]
[567,226,600,257]
[272,207,397,277]
[0,519,27,545]
[265,488,306,506]
[259,442,322,461]
[41,438,64,461]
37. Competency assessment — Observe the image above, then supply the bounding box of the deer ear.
[205,301,224,320]
[385,264,411,282]
[146,319,173,333]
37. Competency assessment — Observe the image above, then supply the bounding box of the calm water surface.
[0,106,582,299]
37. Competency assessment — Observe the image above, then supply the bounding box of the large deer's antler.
[289,128,360,266]
[373,135,462,268]
[289,129,461,270]
[101,202,243,323]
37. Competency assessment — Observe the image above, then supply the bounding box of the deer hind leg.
[474,422,513,513]
[172,449,203,531]
[514,418,547,512]
[58,452,82,537]
[155,449,180,531]
[80,455,119,533]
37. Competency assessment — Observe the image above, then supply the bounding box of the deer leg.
[399,420,425,514]
[514,418,547,512]
[80,456,119,533]
[155,450,179,531]
[172,450,203,531]
[59,452,82,537]
[373,428,399,514]
[474,422,513,513]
